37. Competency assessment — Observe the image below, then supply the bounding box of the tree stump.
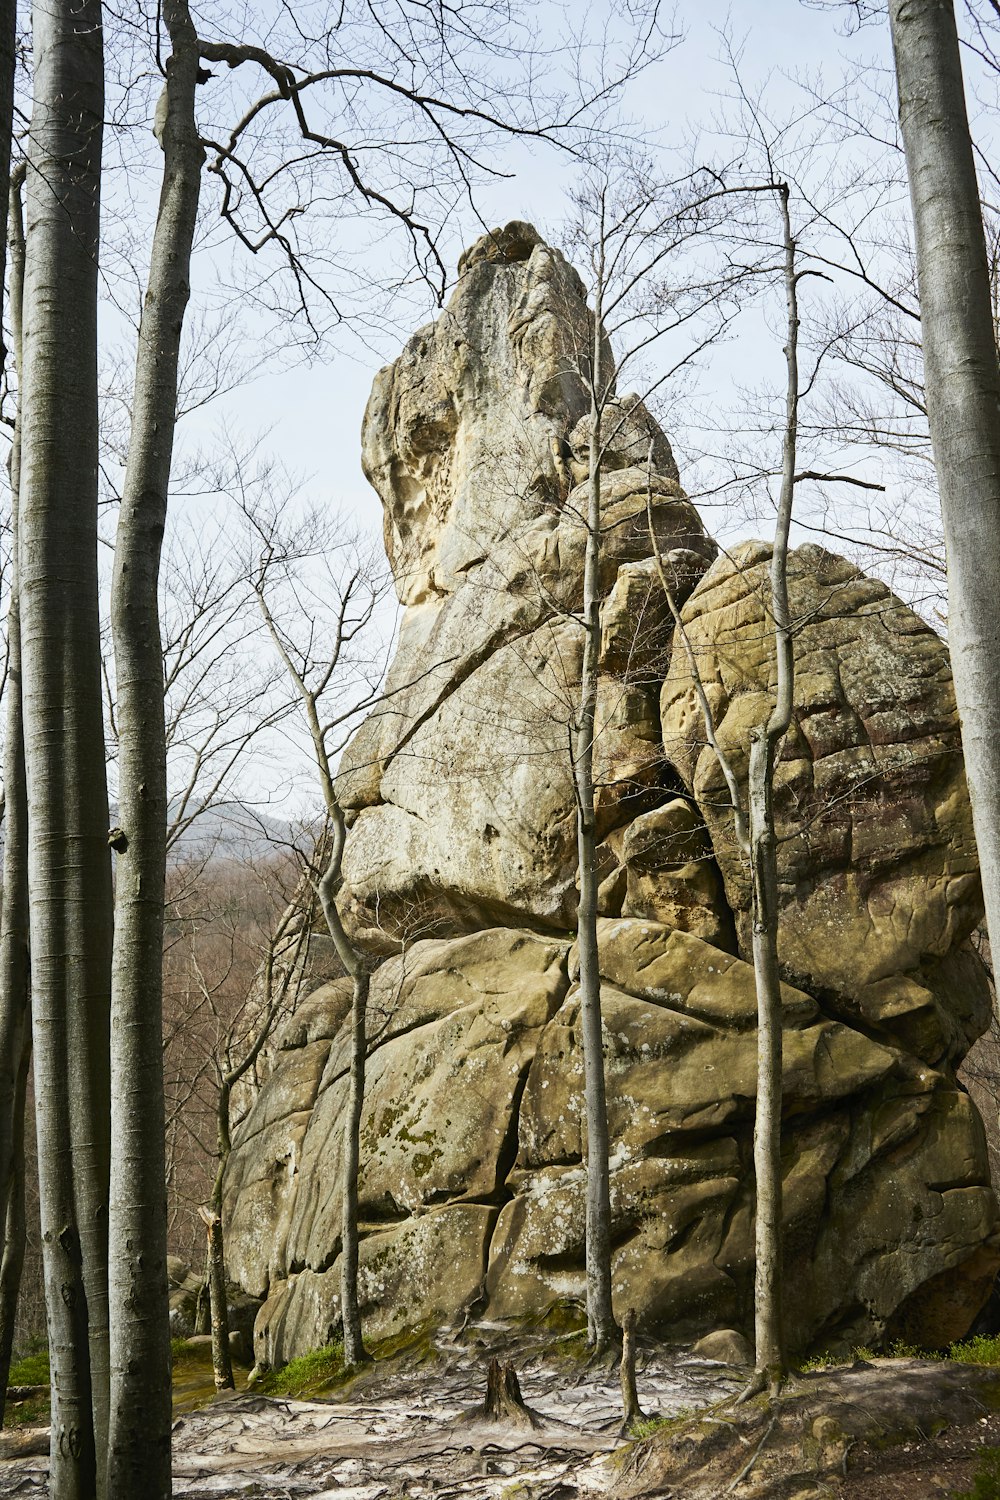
[620,1307,646,1431]
[480,1357,543,1430]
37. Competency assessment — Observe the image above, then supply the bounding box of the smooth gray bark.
[887,0,1000,1007]
[574,284,616,1353]
[107,1,204,1489]
[745,185,798,1393]
[0,1017,29,1430]
[0,165,30,1429]
[203,1099,234,1391]
[19,0,111,1490]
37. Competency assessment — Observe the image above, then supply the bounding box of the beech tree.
[107,0,205,1488]
[0,160,28,1426]
[18,0,113,1491]
[886,0,1000,995]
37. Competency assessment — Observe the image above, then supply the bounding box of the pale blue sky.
[176,1,896,537]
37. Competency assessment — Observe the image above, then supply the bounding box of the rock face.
[335,220,714,948]
[224,224,1000,1367]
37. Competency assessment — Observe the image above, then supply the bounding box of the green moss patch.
[258,1342,346,1398]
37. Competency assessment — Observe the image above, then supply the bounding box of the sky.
[175,0,898,541]
[128,0,968,815]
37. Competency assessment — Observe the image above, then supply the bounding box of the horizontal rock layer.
[225,921,999,1365]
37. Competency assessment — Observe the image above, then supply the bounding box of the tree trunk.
[481,1358,542,1429]
[0,1022,29,1430]
[315,818,370,1367]
[619,1307,644,1430]
[199,1206,233,1392]
[19,0,111,1490]
[0,0,23,1250]
[203,1085,234,1391]
[258,585,372,1367]
[0,163,29,1433]
[744,182,798,1395]
[341,971,369,1368]
[107,2,204,1490]
[888,0,1000,1011]
[574,295,616,1353]
[747,733,785,1389]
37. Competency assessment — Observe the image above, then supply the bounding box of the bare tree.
[106,0,206,1488]
[545,154,764,1351]
[249,506,389,1371]
[195,882,316,1389]
[642,168,810,1393]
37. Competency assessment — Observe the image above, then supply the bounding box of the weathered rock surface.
[336,223,713,947]
[660,542,985,1029]
[224,225,1000,1369]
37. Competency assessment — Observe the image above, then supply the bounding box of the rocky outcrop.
[335,221,714,948]
[224,224,1000,1367]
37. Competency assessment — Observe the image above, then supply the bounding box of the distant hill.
[165,800,315,864]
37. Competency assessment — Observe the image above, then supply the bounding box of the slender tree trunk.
[203,1085,234,1391]
[204,908,311,1383]
[574,286,616,1352]
[341,971,369,1367]
[0,1020,29,1430]
[619,1307,644,1430]
[315,827,371,1367]
[888,0,1000,1010]
[745,183,798,1395]
[258,590,372,1365]
[0,163,29,1431]
[199,1205,233,1391]
[19,0,111,1490]
[107,2,203,1490]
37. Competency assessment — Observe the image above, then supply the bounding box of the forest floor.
[2,1327,1000,1497]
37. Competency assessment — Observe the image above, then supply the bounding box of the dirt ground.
[838,1412,1000,1499]
[4,1333,1000,1498]
[0,1324,739,1498]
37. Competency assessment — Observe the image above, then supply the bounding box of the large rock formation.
[225,224,1000,1368]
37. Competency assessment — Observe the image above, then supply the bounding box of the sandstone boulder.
[227,922,998,1364]
[660,542,985,1030]
[223,225,1000,1371]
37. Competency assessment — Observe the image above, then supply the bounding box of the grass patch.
[171,1337,205,1367]
[258,1341,346,1398]
[4,1351,50,1427]
[800,1345,877,1372]
[3,1390,49,1428]
[630,1412,685,1440]
[953,1444,1000,1499]
[950,1336,1000,1368]
[8,1349,49,1386]
[885,1339,926,1359]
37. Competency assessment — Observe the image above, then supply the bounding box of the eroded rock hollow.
[225,222,1000,1367]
